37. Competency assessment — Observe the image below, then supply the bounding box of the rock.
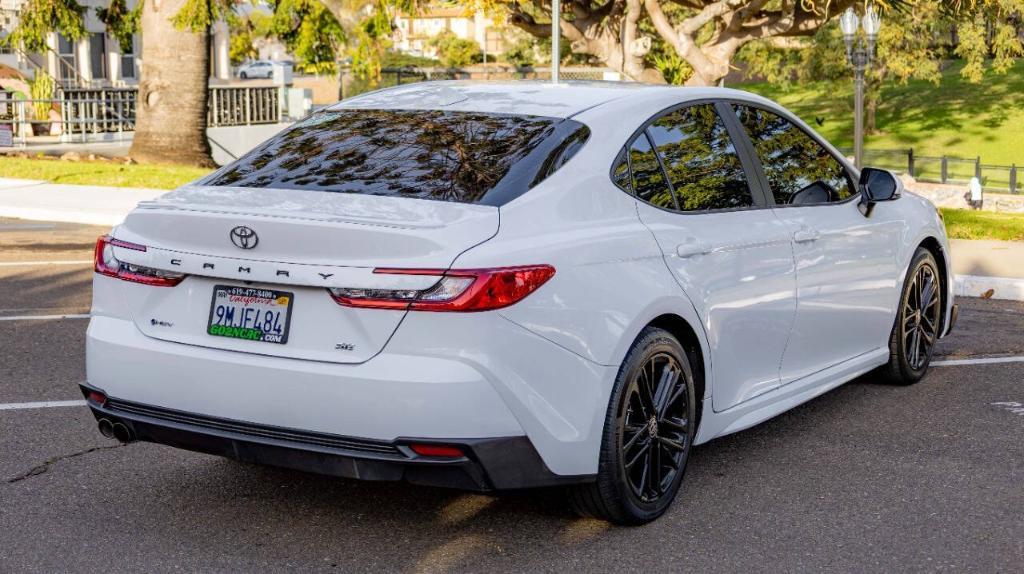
[86,154,97,161]
[60,151,81,162]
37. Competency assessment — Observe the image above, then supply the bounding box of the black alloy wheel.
[569,327,696,524]
[881,247,942,384]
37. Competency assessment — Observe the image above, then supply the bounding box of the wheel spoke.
[660,416,688,434]
[625,441,650,470]
[649,436,662,496]
[623,426,647,452]
[658,436,687,452]
[654,368,679,417]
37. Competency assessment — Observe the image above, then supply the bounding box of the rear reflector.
[94,235,186,287]
[328,265,555,312]
[409,444,466,458]
[86,390,107,405]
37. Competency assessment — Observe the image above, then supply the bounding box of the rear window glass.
[201,109,590,206]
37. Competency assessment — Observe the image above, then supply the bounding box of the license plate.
[207,285,293,344]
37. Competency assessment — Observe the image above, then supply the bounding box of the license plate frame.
[206,285,294,345]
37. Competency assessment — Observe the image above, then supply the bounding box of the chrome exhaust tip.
[111,422,135,443]
[98,418,115,439]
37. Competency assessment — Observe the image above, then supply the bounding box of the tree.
[738,0,1024,132]
[429,29,482,67]
[477,0,864,85]
[128,0,227,166]
[265,0,347,74]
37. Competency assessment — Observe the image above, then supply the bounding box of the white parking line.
[932,356,1024,367]
[0,400,87,411]
[0,260,92,267]
[0,314,90,322]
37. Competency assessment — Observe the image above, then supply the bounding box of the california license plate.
[207,285,293,344]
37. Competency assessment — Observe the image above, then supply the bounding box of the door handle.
[676,238,707,258]
[793,228,820,243]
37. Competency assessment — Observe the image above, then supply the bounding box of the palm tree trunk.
[129,0,214,167]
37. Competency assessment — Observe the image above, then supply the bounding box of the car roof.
[329,80,775,120]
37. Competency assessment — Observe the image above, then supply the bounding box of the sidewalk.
[1,177,1022,299]
[0,178,164,226]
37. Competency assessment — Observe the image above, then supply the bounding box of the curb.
[955,275,1024,302]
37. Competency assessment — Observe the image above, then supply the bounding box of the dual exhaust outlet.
[97,418,135,443]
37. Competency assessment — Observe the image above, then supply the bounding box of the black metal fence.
[841,147,1019,194]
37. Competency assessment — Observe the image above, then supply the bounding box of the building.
[392,5,505,60]
[0,0,231,88]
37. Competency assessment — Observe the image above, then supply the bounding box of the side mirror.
[858,167,902,216]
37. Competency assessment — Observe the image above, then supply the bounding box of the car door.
[731,103,903,384]
[624,102,798,412]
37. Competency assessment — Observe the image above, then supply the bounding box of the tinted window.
[202,109,590,206]
[611,148,631,192]
[629,133,675,210]
[647,104,753,211]
[734,105,853,205]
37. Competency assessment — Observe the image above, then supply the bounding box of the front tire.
[881,247,942,384]
[569,327,696,525]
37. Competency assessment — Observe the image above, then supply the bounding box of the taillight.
[94,235,185,287]
[328,265,555,312]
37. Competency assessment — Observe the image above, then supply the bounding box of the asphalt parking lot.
[1,217,1022,573]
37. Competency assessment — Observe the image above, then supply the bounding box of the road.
[1,218,1022,573]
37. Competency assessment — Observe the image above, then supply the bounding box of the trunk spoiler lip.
[134,184,499,230]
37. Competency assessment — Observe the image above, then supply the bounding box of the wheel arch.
[917,235,950,334]
[647,313,706,436]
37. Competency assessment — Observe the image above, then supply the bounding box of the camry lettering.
[170,259,182,266]
[238,266,251,274]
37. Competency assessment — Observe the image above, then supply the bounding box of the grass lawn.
[738,60,1024,168]
[940,208,1024,242]
[0,156,212,190]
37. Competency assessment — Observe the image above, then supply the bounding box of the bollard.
[1011,165,1018,194]
[941,156,948,183]
[907,148,914,178]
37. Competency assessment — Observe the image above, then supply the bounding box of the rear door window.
[201,109,590,207]
[646,104,754,211]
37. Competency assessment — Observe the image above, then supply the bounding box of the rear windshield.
[201,109,590,206]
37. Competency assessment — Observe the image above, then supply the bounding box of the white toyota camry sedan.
[84,82,957,524]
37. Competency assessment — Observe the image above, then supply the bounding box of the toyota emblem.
[229,226,259,250]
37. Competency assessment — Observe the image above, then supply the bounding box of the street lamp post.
[840,5,881,170]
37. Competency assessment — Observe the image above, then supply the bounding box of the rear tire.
[880,247,942,385]
[568,327,696,525]
[240,72,248,79]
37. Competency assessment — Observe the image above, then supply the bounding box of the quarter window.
[646,104,753,211]
[734,105,853,205]
[629,133,675,210]
[612,148,631,192]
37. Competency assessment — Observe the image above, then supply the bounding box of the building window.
[90,32,107,80]
[56,33,77,83]
[121,36,137,79]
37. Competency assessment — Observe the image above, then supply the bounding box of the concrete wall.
[206,122,292,166]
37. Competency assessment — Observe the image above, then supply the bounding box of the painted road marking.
[0,260,92,267]
[0,400,87,411]
[932,356,1024,367]
[0,313,90,322]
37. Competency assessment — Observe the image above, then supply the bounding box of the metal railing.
[208,86,282,127]
[0,86,283,146]
[839,147,1020,194]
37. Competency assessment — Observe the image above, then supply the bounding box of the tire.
[880,247,942,385]
[568,326,697,525]
[240,72,248,79]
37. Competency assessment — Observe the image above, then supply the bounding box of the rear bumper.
[81,383,592,491]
